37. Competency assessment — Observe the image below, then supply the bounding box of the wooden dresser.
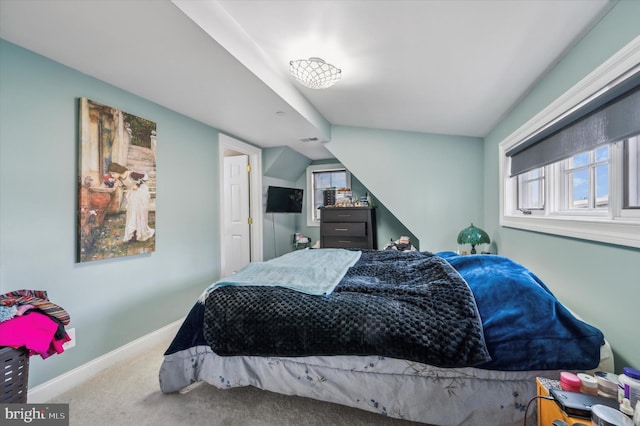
[320,207,376,249]
[536,377,584,426]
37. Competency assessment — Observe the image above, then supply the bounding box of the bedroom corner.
[0,39,222,391]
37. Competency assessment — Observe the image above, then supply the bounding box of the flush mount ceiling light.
[289,57,341,89]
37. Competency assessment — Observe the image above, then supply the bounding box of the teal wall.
[326,126,484,252]
[350,174,420,250]
[262,147,310,259]
[262,176,301,260]
[483,1,640,371]
[0,40,222,387]
[261,149,419,255]
[263,146,310,182]
[292,160,419,251]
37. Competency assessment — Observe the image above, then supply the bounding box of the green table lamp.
[457,223,490,254]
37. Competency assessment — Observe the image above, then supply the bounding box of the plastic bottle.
[618,367,640,413]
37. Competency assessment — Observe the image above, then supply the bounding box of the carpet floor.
[49,336,423,425]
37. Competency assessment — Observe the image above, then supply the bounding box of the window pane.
[314,188,323,206]
[330,171,347,188]
[595,145,609,162]
[571,152,589,168]
[595,163,609,207]
[314,170,347,190]
[311,170,348,220]
[315,172,331,189]
[570,169,589,208]
[307,164,351,225]
[530,180,542,208]
[517,168,544,210]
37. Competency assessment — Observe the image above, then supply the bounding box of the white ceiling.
[0,0,614,160]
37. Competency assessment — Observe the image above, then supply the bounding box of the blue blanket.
[437,252,604,371]
[165,251,604,372]
[202,250,491,368]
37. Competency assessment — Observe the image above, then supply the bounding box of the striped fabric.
[0,290,70,325]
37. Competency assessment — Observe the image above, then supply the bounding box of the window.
[306,163,351,226]
[562,145,609,210]
[500,36,640,249]
[516,145,615,215]
[517,168,544,211]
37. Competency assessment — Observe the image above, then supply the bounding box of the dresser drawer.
[321,209,369,223]
[322,236,370,249]
[321,222,366,237]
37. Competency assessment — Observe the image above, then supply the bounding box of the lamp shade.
[457,223,490,254]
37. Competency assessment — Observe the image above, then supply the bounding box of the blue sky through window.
[573,169,589,202]
[596,164,609,198]
[571,146,609,205]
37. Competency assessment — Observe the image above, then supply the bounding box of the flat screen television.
[265,186,304,213]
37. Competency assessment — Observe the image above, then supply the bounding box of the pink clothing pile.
[0,290,71,359]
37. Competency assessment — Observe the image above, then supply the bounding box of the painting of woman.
[120,170,155,243]
[78,98,156,262]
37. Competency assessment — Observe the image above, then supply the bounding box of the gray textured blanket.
[203,250,491,368]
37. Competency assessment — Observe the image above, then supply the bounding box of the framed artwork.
[77,98,157,262]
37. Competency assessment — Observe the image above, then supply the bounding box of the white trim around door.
[218,134,263,277]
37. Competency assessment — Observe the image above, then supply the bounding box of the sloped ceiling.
[0,0,615,159]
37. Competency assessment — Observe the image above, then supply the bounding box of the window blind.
[507,67,640,177]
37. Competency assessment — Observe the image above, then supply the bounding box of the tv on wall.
[265,186,304,213]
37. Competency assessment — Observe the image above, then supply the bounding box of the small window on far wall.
[306,163,351,226]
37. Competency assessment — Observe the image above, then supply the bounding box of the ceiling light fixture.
[289,57,341,89]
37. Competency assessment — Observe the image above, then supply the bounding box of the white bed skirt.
[159,341,613,426]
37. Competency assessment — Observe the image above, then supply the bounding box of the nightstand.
[536,377,584,426]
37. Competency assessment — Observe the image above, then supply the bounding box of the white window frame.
[623,135,640,210]
[556,145,610,213]
[306,163,351,227]
[499,35,640,249]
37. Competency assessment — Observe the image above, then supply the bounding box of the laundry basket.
[1,346,29,403]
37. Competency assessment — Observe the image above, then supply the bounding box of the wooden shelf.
[537,377,585,426]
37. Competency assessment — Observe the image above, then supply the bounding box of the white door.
[222,154,251,276]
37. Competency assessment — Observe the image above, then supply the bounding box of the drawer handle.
[338,240,352,243]
[335,228,350,231]
[337,214,351,217]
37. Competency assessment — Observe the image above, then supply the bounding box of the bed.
[159,249,612,426]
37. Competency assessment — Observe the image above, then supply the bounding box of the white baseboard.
[28,318,183,403]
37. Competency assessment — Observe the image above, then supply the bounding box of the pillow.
[437,251,604,371]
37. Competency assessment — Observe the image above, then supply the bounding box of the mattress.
[160,341,613,426]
